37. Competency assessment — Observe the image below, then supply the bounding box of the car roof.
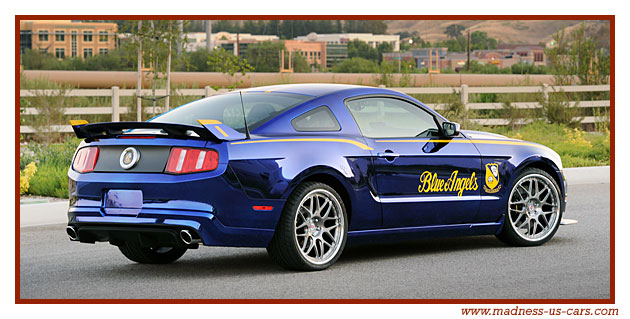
[240,83,365,97]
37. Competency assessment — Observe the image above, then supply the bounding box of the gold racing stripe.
[375,139,548,150]
[214,126,229,137]
[232,138,374,150]
[197,119,222,125]
[230,138,544,151]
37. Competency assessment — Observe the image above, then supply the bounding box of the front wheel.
[496,168,562,246]
[118,241,187,264]
[267,182,348,271]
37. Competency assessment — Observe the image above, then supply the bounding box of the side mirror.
[443,121,460,136]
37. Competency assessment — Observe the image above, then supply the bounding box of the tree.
[291,52,311,73]
[207,20,386,39]
[119,20,188,115]
[377,42,394,58]
[445,24,465,38]
[246,41,286,72]
[207,47,254,89]
[470,31,498,51]
[344,20,387,34]
[398,31,431,51]
[347,40,380,62]
[176,48,211,72]
[545,22,610,85]
[435,36,466,52]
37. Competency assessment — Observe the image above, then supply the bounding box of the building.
[382,51,415,64]
[442,52,470,71]
[20,20,117,59]
[186,32,279,52]
[381,51,416,71]
[497,44,546,66]
[220,41,257,58]
[325,44,348,68]
[296,32,400,52]
[283,40,327,69]
[383,48,449,69]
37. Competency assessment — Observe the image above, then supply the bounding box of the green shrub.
[20,137,81,169]
[331,57,379,73]
[20,137,81,197]
[27,163,69,198]
[539,90,582,127]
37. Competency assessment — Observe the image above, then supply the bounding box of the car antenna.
[239,91,251,139]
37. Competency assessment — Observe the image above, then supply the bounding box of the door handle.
[377,152,400,158]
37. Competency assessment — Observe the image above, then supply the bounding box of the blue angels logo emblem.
[483,163,501,193]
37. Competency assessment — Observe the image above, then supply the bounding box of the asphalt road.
[19,181,610,299]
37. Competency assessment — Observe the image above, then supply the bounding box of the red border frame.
[15,15,615,304]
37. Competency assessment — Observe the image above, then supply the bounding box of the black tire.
[267,182,348,271]
[118,241,187,264]
[496,167,563,246]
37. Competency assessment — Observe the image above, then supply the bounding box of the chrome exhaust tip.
[66,226,79,241]
[180,229,200,245]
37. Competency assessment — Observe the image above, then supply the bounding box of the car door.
[345,96,483,228]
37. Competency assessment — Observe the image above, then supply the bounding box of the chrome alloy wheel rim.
[508,173,560,241]
[294,189,344,265]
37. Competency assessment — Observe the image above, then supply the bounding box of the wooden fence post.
[542,83,550,103]
[111,86,120,122]
[460,84,469,107]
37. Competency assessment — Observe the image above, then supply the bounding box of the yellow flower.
[564,128,592,148]
[20,162,37,195]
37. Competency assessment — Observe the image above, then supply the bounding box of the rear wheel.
[118,241,187,264]
[267,182,348,271]
[496,168,562,246]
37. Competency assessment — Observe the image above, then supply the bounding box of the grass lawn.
[490,121,610,168]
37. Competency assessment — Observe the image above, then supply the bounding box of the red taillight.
[72,147,99,173]
[165,147,219,174]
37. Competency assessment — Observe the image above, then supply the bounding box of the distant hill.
[386,20,608,46]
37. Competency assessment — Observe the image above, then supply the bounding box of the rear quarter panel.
[227,135,379,230]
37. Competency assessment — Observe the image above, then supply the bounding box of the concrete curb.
[563,166,610,185]
[20,200,69,228]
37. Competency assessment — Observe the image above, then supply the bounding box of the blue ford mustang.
[66,84,567,270]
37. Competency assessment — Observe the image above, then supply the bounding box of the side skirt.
[347,221,502,244]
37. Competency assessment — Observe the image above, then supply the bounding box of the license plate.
[103,190,143,216]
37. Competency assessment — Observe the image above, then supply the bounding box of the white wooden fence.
[19,84,610,133]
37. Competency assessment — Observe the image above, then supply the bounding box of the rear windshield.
[150,92,313,133]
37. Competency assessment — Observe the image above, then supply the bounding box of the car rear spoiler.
[70,120,247,142]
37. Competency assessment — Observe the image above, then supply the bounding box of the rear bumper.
[68,206,274,248]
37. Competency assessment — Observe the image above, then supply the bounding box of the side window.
[346,97,439,138]
[291,106,341,132]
